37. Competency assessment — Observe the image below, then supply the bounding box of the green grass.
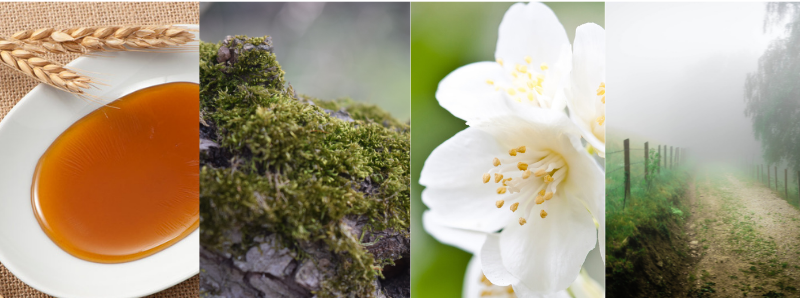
[606,134,689,247]
[605,133,690,278]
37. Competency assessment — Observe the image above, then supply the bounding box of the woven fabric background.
[0,1,199,121]
[0,2,199,297]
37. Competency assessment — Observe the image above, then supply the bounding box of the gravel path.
[685,170,800,297]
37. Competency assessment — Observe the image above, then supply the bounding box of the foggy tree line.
[745,3,800,172]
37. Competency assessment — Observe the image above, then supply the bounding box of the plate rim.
[0,24,200,298]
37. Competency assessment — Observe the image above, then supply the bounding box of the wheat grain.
[8,25,196,54]
[0,47,93,94]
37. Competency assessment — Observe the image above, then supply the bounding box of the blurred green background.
[199,2,410,120]
[410,3,604,297]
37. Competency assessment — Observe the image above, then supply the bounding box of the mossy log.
[199,36,410,298]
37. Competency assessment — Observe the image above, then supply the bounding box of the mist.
[608,2,771,165]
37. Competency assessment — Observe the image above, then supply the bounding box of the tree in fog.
[744,3,800,171]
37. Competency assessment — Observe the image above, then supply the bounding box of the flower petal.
[565,23,606,154]
[495,2,569,73]
[436,62,514,121]
[420,127,513,233]
[498,195,597,294]
[420,127,505,189]
[463,254,485,298]
[571,23,605,105]
[569,269,605,298]
[423,211,487,254]
[464,254,571,298]
[480,233,520,287]
[514,282,573,298]
[469,105,581,153]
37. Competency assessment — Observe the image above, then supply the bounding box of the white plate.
[0,25,199,298]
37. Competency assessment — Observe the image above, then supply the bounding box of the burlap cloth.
[0,2,199,297]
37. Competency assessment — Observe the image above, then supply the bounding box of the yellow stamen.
[538,189,546,196]
[494,173,503,183]
[519,217,527,225]
[509,148,517,156]
[516,64,528,73]
[495,200,504,208]
[601,95,606,104]
[496,58,504,66]
[535,195,544,204]
[540,63,549,71]
[517,162,528,171]
[536,74,545,81]
[544,192,553,200]
[507,88,516,96]
[535,169,547,177]
[597,115,605,126]
[526,81,535,90]
[535,86,543,95]
[510,202,519,212]
[517,146,526,153]
[502,178,512,186]
[486,79,494,85]
[544,174,554,183]
[596,83,605,96]
[524,56,532,64]
[527,93,534,101]
[522,170,532,179]
[497,186,507,194]
[540,210,548,218]
[482,173,490,184]
[493,157,501,167]
[481,275,492,286]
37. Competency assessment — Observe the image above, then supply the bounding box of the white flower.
[565,23,606,157]
[435,2,572,122]
[420,105,604,295]
[566,269,605,298]
[462,254,604,298]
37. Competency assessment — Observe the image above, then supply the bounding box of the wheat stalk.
[0,45,93,94]
[5,25,196,55]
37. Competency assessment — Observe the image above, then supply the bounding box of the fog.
[608,3,772,165]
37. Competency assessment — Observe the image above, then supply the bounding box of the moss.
[199,36,410,297]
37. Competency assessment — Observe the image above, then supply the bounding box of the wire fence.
[750,163,800,206]
[606,139,687,211]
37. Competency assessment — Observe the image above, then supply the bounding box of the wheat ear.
[6,25,196,55]
[0,46,93,94]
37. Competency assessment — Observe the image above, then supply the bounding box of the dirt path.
[685,170,800,297]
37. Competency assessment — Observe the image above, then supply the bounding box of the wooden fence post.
[669,146,675,169]
[644,142,649,181]
[674,147,678,167]
[658,145,661,174]
[624,139,630,210]
[775,166,778,190]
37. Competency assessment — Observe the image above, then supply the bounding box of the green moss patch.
[199,36,410,297]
